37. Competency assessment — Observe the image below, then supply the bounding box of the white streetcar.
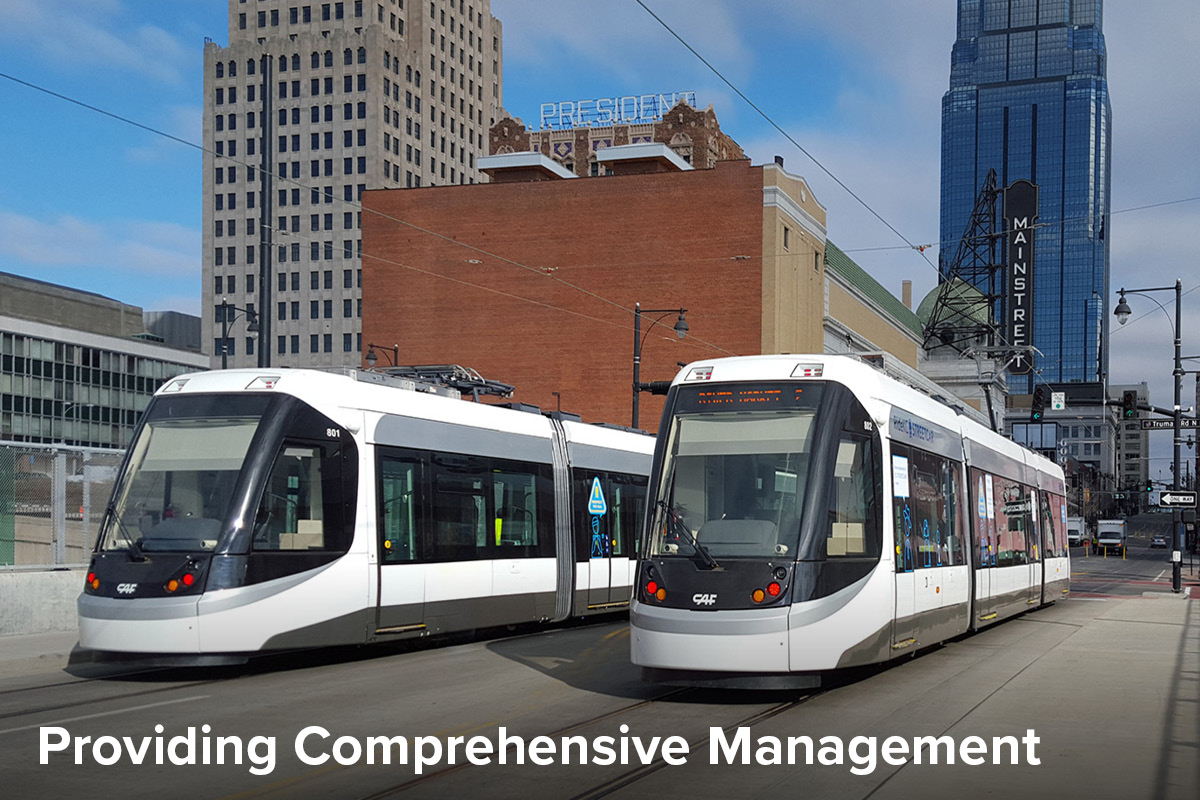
[631,355,1069,688]
[79,367,651,661]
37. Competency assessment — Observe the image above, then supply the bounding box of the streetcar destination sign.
[1140,418,1199,430]
[1158,491,1197,507]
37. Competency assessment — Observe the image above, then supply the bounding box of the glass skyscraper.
[940,0,1111,384]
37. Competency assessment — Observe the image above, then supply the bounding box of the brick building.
[361,146,922,428]
[489,100,744,177]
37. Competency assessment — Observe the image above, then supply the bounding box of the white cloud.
[494,0,752,84]
[0,0,189,85]
[0,212,198,278]
[126,104,203,163]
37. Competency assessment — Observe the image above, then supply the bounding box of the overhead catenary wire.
[633,0,942,278]
[3,67,1196,368]
[839,195,1200,255]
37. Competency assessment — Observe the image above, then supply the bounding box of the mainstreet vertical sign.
[1003,180,1039,375]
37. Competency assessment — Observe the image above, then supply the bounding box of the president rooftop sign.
[539,91,697,130]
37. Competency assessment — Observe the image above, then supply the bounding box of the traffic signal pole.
[1172,280,1183,593]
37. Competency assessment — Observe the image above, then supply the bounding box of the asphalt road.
[0,560,1195,799]
[1071,513,1200,597]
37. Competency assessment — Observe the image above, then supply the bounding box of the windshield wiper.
[106,504,147,562]
[655,500,719,570]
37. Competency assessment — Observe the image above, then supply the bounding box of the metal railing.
[0,441,124,569]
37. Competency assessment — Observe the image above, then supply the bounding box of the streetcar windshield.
[649,384,823,561]
[98,394,271,554]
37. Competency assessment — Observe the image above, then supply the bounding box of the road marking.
[1155,569,1167,582]
[0,695,208,736]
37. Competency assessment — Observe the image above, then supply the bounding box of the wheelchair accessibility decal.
[588,477,608,558]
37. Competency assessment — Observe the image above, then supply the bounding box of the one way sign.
[1158,491,1198,507]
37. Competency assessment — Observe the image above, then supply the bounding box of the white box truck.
[1066,516,1086,547]
[1094,519,1127,555]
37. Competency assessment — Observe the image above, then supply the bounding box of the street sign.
[1158,491,1198,507]
[1140,418,1199,430]
[1051,391,1065,410]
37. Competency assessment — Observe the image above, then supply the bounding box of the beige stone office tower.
[202,0,503,368]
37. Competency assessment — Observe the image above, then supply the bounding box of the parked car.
[1151,534,1168,548]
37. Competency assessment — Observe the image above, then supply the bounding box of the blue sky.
[1,0,1198,472]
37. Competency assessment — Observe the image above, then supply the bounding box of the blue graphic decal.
[590,515,605,558]
[587,477,608,516]
[902,505,914,573]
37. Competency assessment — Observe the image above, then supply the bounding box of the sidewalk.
[0,629,80,680]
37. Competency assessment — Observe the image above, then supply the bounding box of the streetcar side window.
[970,468,995,569]
[1053,494,1068,555]
[969,467,1039,568]
[377,448,554,562]
[827,434,878,559]
[991,476,1030,567]
[1040,491,1067,559]
[613,476,648,557]
[379,456,421,562]
[253,442,346,552]
[494,469,539,548]
[573,470,649,560]
[432,460,488,559]
[891,444,963,571]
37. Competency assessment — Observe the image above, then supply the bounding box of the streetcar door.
[891,454,918,648]
[1028,489,1044,607]
[971,469,995,626]
[584,474,614,608]
[490,464,542,624]
[604,477,644,606]
[375,452,425,632]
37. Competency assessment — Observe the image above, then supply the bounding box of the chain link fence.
[0,442,125,569]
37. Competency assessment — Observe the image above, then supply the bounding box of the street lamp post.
[364,343,399,369]
[59,401,94,446]
[632,303,689,429]
[1114,278,1185,592]
[218,298,260,370]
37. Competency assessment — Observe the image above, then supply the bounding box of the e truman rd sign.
[1141,418,1199,430]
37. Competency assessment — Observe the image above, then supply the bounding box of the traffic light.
[1030,386,1047,422]
[1122,390,1138,419]
[1146,480,1154,492]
